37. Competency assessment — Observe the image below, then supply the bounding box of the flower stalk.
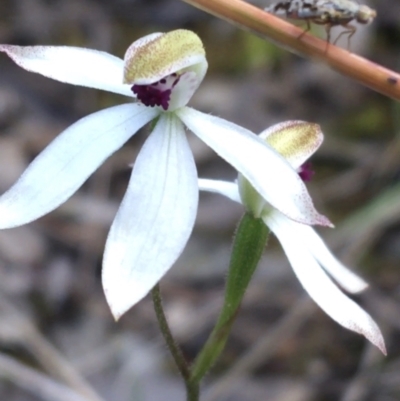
[151,285,200,401]
[151,284,190,380]
[190,213,269,384]
[152,213,268,398]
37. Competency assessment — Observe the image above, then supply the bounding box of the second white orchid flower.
[0,30,330,319]
[199,121,386,354]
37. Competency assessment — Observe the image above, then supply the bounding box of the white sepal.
[103,114,198,319]
[267,212,386,354]
[0,45,133,96]
[197,178,241,203]
[0,104,158,228]
[287,221,368,293]
[178,107,331,226]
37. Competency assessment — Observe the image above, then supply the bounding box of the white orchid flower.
[199,121,386,354]
[0,30,331,320]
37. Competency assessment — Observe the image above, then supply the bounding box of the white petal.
[0,103,158,228]
[285,218,368,293]
[169,71,202,110]
[102,114,198,319]
[198,178,241,203]
[267,212,386,354]
[0,45,133,96]
[177,107,331,226]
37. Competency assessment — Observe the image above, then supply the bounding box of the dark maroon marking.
[298,162,314,182]
[131,73,180,110]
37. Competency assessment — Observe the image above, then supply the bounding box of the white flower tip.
[366,327,387,355]
[308,211,333,228]
[378,338,387,355]
[102,260,150,321]
[349,281,369,294]
[103,283,146,321]
[0,45,24,67]
[0,44,13,54]
[0,200,39,229]
[349,313,386,355]
[103,288,125,321]
[322,215,334,228]
[111,309,122,322]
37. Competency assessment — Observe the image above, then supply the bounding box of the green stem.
[189,213,269,384]
[151,285,199,400]
[186,382,200,401]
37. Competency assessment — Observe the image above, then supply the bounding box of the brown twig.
[181,0,400,101]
